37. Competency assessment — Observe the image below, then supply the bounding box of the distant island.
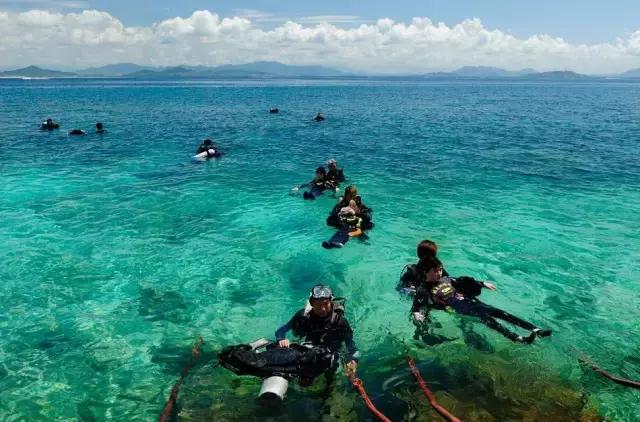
[0,65,76,78]
[1,62,639,80]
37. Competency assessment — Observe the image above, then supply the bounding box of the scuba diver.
[322,199,366,249]
[411,256,552,344]
[218,286,357,405]
[69,129,86,136]
[326,159,345,186]
[276,285,358,389]
[95,122,106,133]
[194,139,221,158]
[399,240,450,295]
[40,118,60,130]
[326,185,373,229]
[270,107,279,114]
[302,166,336,200]
[313,112,325,122]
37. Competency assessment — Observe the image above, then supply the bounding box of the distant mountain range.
[124,61,349,78]
[0,65,76,78]
[439,66,537,78]
[2,63,640,80]
[76,63,154,77]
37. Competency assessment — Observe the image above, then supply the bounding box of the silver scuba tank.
[258,376,289,405]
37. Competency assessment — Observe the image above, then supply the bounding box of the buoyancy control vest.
[291,299,349,351]
[429,277,464,307]
[218,342,335,381]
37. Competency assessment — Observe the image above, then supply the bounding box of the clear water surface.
[0,78,639,421]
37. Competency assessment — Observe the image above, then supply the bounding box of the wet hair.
[316,166,326,175]
[416,256,443,277]
[343,185,358,202]
[417,240,438,260]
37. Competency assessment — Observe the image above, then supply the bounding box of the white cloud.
[298,15,365,25]
[0,8,639,73]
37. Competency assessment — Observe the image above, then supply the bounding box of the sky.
[0,0,639,73]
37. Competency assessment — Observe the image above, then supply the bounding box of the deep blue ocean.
[0,79,639,421]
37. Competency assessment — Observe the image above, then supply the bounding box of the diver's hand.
[278,339,290,348]
[482,282,497,291]
[413,312,426,324]
[345,360,357,376]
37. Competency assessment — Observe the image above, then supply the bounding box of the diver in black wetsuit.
[40,118,60,130]
[195,139,221,158]
[303,166,335,200]
[399,240,450,294]
[326,159,345,186]
[275,285,358,387]
[196,139,215,154]
[326,185,373,230]
[322,198,367,249]
[313,112,325,122]
[96,122,106,133]
[411,256,552,343]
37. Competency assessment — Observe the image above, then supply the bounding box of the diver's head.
[344,185,358,201]
[96,122,103,130]
[46,118,53,124]
[417,240,438,260]
[309,285,333,317]
[417,256,443,283]
[327,159,337,169]
[315,166,326,178]
[203,139,213,146]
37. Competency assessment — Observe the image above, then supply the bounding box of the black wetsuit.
[327,200,373,229]
[304,179,334,200]
[399,263,449,294]
[412,277,540,342]
[196,144,213,154]
[327,168,345,185]
[275,306,358,362]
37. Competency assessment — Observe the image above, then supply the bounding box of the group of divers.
[40,118,106,135]
[39,113,552,410]
[210,150,551,404]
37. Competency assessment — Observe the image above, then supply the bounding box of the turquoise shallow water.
[0,79,639,421]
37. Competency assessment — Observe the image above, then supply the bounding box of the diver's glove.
[413,312,426,324]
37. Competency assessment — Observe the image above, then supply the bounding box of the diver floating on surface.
[270,107,279,114]
[96,122,106,133]
[194,139,222,159]
[324,186,373,249]
[322,199,366,249]
[40,118,59,130]
[326,159,345,186]
[399,240,450,296]
[296,166,336,200]
[274,285,358,395]
[69,129,86,136]
[411,256,552,344]
[313,112,325,122]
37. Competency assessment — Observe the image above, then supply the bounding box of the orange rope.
[407,356,462,422]
[348,372,393,422]
[159,337,204,422]
[578,352,640,390]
